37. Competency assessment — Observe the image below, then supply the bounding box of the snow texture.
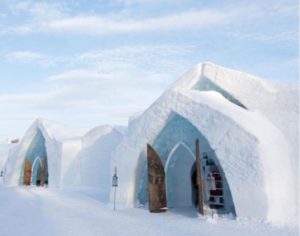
[0,186,297,236]
[61,125,123,201]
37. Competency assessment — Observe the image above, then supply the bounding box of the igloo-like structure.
[111,62,298,225]
[4,119,80,187]
[4,119,124,199]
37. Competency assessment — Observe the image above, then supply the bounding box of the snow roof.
[30,118,86,142]
[82,125,123,147]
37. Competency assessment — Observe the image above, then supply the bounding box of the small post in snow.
[0,169,3,184]
[112,166,118,211]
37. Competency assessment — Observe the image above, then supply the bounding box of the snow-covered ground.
[0,185,297,236]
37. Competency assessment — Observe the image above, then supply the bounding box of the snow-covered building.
[5,119,64,187]
[4,119,124,201]
[111,62,298,225]
[2,62,298,226]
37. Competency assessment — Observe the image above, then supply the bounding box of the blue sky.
[0,0,298,141]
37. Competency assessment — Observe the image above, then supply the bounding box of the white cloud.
[47,9,239,34]
[1,1,297,38]
[6,51,55,66]
[0,78,162,133]
[27,43,193,90]
[42,44,193,96]
[5,2,233,35]
[10,1,65,20]
[47,69,106,81]
[45,66,175,91]
[226,30,298,43]
[76,44,193,71]
[113,0,164,5]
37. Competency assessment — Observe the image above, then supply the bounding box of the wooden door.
[195,139,204,215]
[147,144,167,212]
[23,159,31,186]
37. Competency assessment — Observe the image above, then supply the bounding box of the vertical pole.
[113,166,118,211]
[196,139,205,216]
[113,186,117,211]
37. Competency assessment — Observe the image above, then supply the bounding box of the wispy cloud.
[6,51,55,66]
[76,44,193,71]
[1,0,297,40]
[47,9,239,34]
[1,44,183,126]
[5,44,194,76]
[9,1,65,20]
[47,69,106,81]
[1,1,242,35]
[226,30,298,43]
[40,44,195,100]
[0,78,162,130]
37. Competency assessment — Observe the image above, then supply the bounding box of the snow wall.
[60,125,124,201]
[111,62,298,226]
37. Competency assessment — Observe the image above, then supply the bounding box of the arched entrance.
[31,157,42,186]
[21,129,49,187]
[22,157,48,187]
[140,113,236,216]
[165,142,195,208]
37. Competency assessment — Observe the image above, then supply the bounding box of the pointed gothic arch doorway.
[165,142,196,208]
[31,157,42,186]
[23,156,48,187]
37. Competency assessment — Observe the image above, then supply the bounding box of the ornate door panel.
[147,144,167,212]
[23,159,31,186]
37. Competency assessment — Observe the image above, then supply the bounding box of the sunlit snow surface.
[0,186,297,236]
